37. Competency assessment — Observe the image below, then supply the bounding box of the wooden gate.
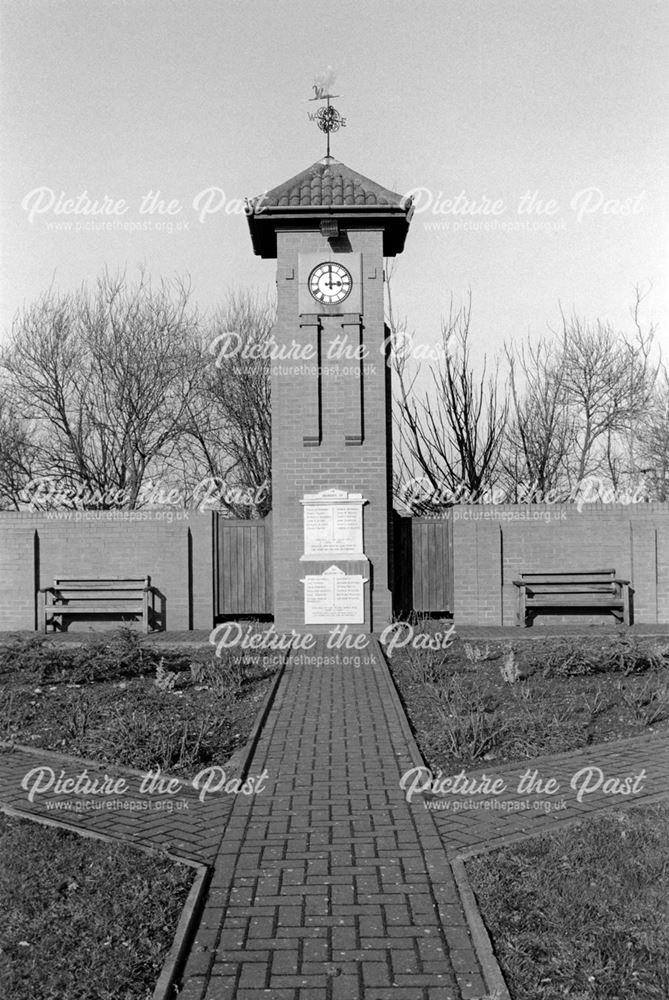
[215,516,272,616]
[393,515,454,615]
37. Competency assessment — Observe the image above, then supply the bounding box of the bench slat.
[524,583,618,590]
[53,577,149,581]
[520,569,616,580]
[53,577,150,590]
[528,596,624,606]
[51,590,149,597]
[527,591,621,598]
[513,578,625,586]
[45,601,147,608]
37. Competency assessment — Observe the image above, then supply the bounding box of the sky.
[1,0,667,361]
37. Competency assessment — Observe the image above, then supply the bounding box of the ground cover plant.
[0,627,277,775]
[466,803,669,1000]
[0,811,193,1000]
[386,624,669,772]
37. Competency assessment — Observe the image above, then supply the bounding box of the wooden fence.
[393,515,453,615]
[215,516,272,616]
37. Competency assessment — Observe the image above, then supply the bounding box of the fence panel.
[411,517,453,613]
[393,516,453,614]
[216,517,272,616]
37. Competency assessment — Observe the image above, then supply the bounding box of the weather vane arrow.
[306,67,347,158]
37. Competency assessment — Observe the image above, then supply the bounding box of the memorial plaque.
[302,566,367,624]
[301,489,365,559]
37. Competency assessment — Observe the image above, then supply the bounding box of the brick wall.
[0,511,214,632]
[0,522,38,630]
[4,504,666,632]
[452,503,669,625]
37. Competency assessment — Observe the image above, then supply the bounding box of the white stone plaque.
[301,565,367,625]
[301,489,366,559]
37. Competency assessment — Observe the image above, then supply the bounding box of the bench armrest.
[512,580,526,588]
[39,587,55,594]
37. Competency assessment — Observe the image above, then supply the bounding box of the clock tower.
[246,155,413,632]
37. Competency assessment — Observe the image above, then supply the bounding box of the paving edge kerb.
[373,637,513,1000]
[0,649,289,1000]
[152,863,211,1000]
[152,649,289,1000]
[152,648,292,999]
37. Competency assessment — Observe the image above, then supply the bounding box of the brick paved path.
[0,742,236,864]
[178,638,488,1000]
[422,732,669,859]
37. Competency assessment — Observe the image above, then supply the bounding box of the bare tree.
[501,336,574,500]
[501,288,659,499]
[0,393,39,509]
[391,291,508,512]
[558,294,657,488]
[177,290,273,517]
[2,270,199,508]
[638,368,669,500]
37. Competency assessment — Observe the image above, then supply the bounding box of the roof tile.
[249,156,406,210]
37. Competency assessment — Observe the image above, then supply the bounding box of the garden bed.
[0,628,277,775]
[386,628,669,772]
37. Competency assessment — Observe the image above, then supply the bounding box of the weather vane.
[307,67,347,158]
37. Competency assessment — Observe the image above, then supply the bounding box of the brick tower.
[246,156,413,632]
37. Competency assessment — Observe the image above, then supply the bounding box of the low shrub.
[0,630,277,775]
[387,628,669,770]
[616,676,669,726]
[531,635,669,678]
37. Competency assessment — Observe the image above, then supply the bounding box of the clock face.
[308,262,353,305]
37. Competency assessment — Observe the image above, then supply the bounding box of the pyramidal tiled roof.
[249,156,408,210]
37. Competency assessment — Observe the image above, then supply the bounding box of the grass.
[0,811,193,1000]
[0,628,277,775]
[387,627,669,771]
[466,803,669,1000]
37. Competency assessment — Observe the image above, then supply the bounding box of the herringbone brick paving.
[0,742,235,864]
[178,638,487,1000]
[422,733,669,858]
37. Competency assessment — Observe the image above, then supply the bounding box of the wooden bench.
[40,577,154,633]
[512,570,631,627]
